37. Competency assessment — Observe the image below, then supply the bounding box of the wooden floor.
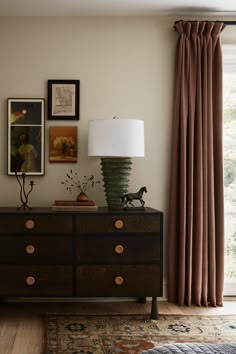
[0,298,235,354]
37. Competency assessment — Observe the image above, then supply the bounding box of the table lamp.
[88,117,145,209]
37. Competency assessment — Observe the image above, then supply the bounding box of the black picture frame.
[47,80,80,120]
[7,98,45,176]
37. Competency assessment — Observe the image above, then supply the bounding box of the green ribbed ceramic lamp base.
[100,157,132,209]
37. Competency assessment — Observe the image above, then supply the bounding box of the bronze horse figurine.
[121,186,147,208]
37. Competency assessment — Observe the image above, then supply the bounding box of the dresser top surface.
[0,206,162,216]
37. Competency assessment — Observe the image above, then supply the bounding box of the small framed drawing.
[49,126,78,163]
[7,98,45,176]
[47,80,80,120]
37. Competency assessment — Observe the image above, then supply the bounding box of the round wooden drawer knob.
[114,245,124,254]
[114,219,124,230]
[25,219,35,230]
[25,245,35,254]
[114,276,124,285]
[25,276,36,286]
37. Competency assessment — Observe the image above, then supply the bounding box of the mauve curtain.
[168,21,225,307]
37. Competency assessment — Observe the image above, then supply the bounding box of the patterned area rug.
[44,314,236,354]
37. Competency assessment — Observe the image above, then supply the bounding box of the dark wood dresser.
[0,207,163,319]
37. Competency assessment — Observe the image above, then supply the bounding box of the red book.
[52,205,98,211]
[54,200,95,206]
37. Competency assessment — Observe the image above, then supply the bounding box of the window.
[223,45,236,296]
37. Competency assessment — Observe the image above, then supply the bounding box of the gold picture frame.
[49,126,78,163]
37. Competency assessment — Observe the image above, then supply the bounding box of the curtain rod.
[175,20,236,26]
[223,21,236,25]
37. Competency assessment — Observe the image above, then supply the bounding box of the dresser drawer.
[76,265,161,297]
[76,235,161,263]
[0,236,72,264]
[0,215,73,234]
[76,214,161,233]
[0,265,73,296]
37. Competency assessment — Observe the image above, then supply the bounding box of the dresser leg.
[151,296,158,319]
[138,297,146,303]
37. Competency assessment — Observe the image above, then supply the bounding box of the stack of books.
[52,199,98,211]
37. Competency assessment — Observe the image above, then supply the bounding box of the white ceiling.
[0,0,236,16]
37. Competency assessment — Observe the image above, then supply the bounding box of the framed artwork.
[7,98,45,176]
[47,80,80,120]
[49,126,78,163]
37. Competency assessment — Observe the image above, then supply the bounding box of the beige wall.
[0,16,176,209]
[0,16,236,296]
